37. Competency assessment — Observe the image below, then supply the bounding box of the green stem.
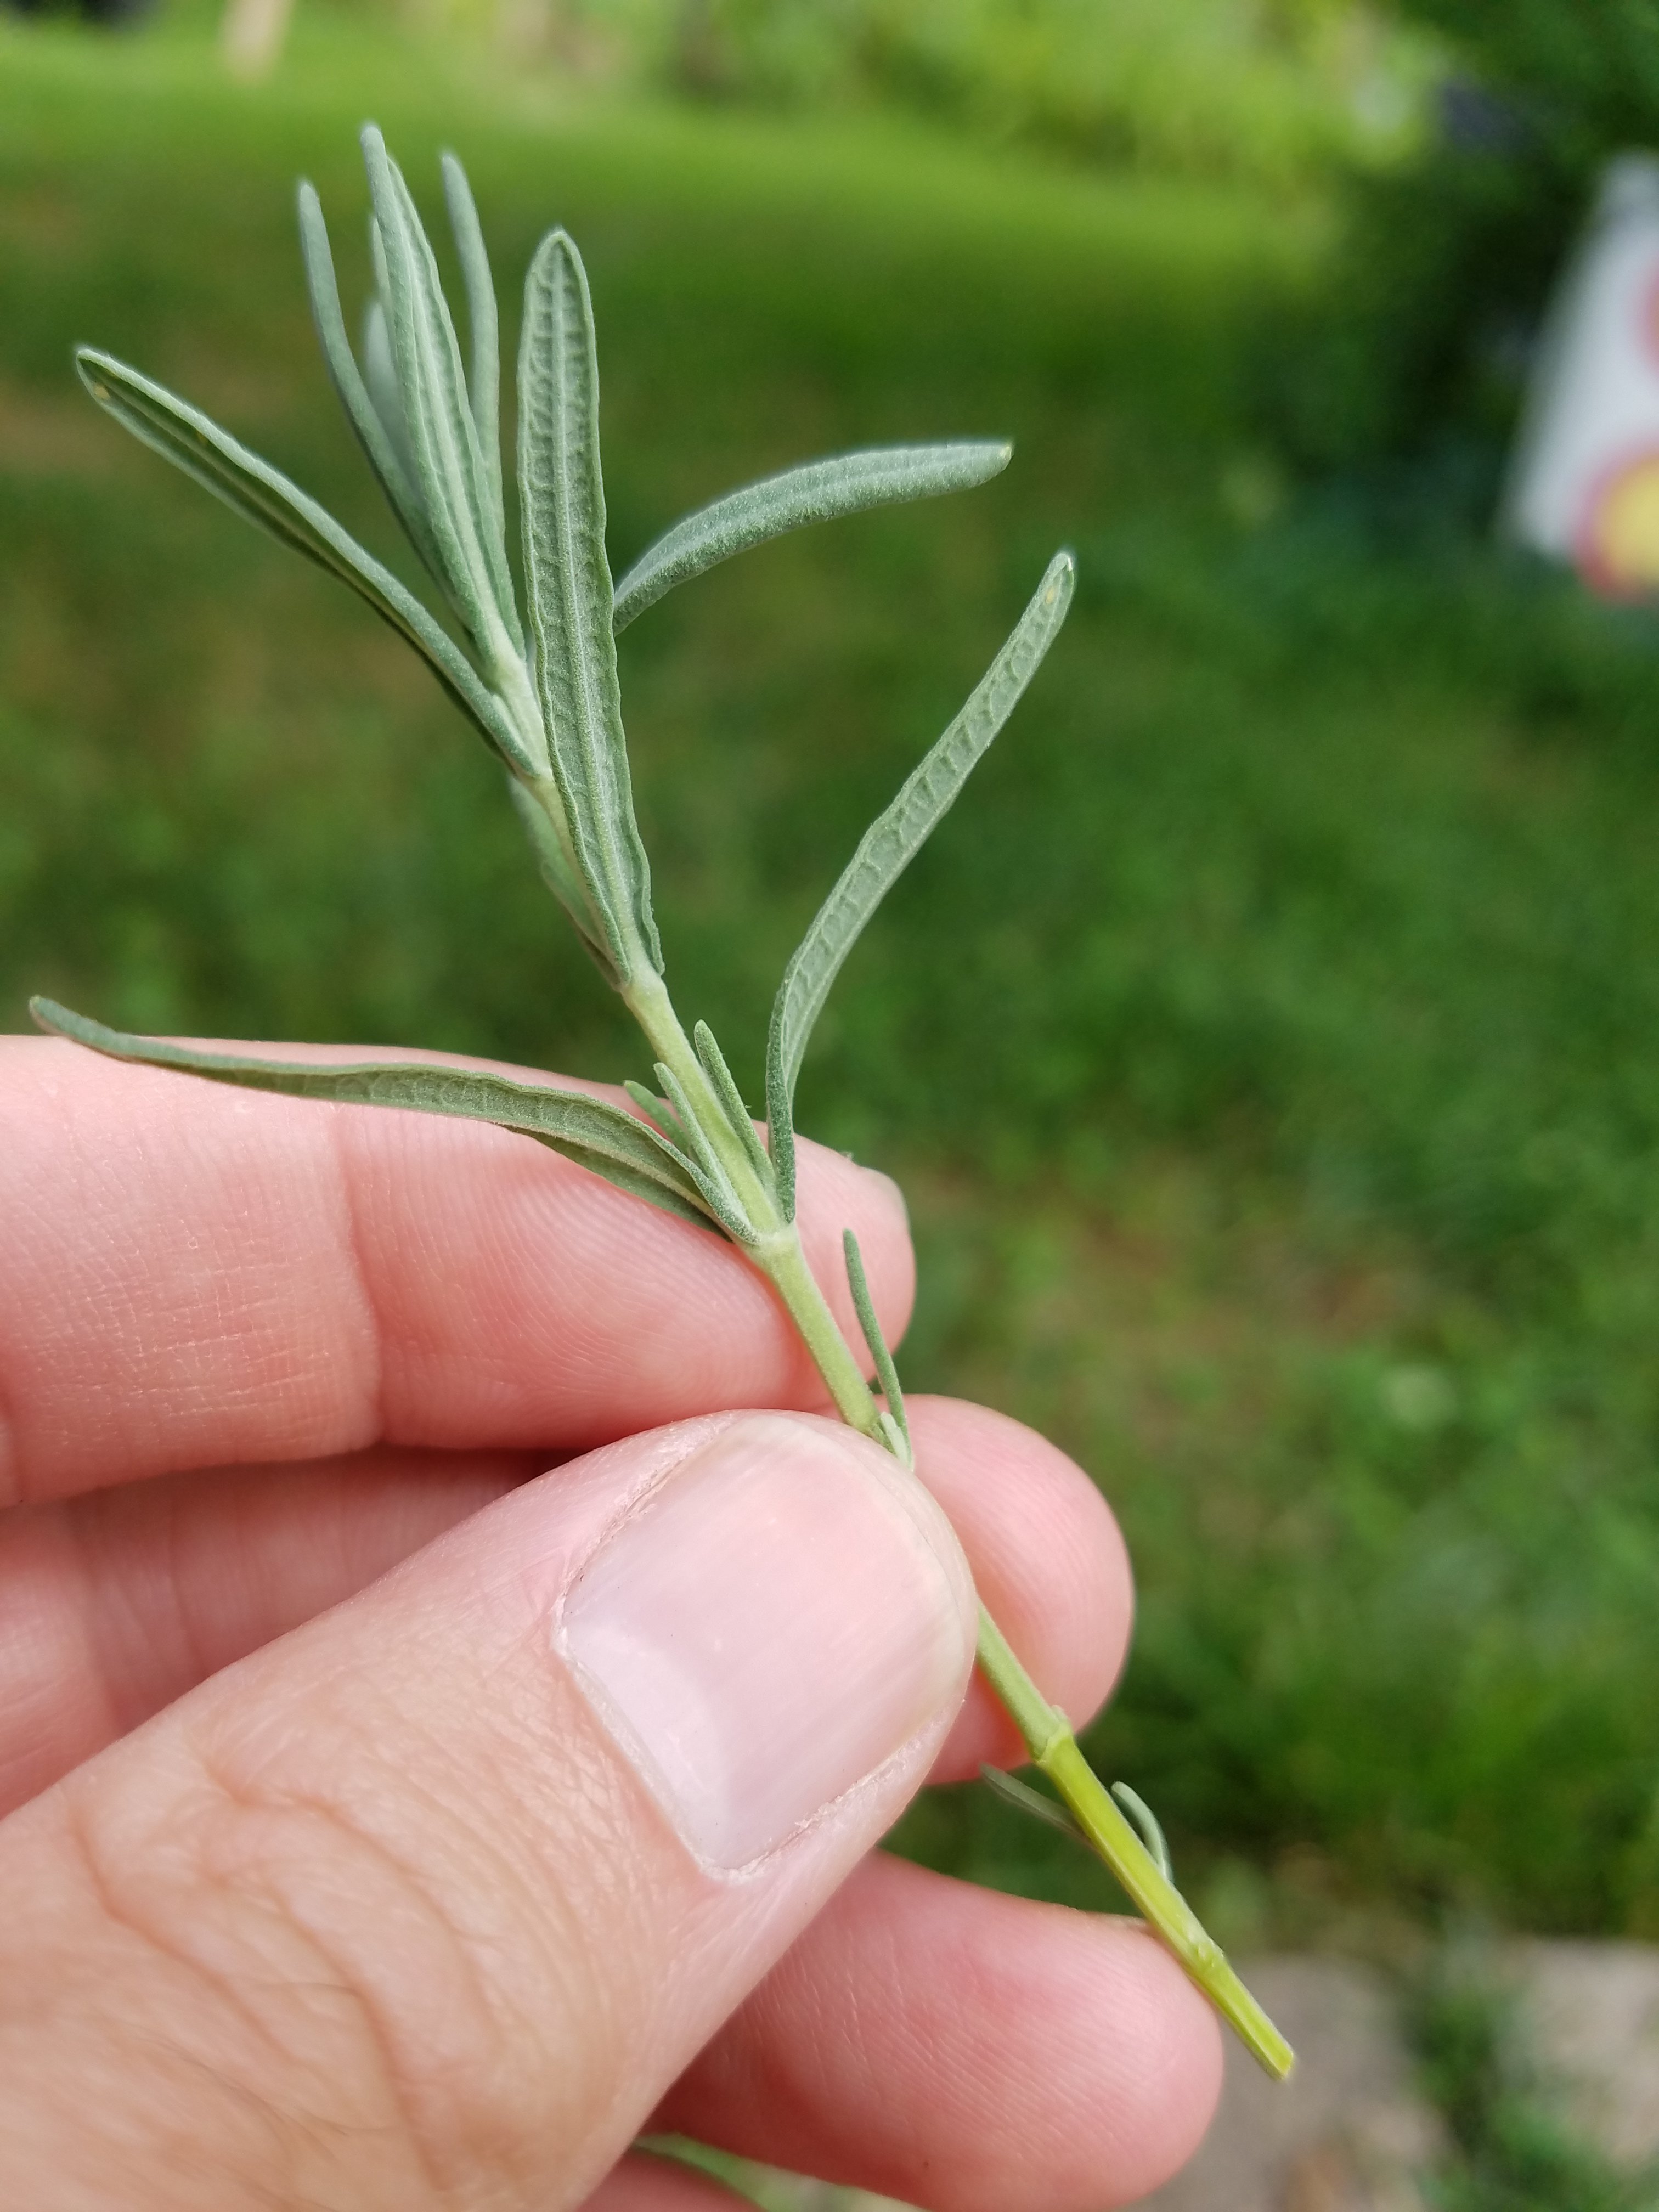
[766,1239,1294,2077]
[625,970,772,1214]
[975,1611,1294,2079]
[620,970,1293,2079]
[756,1229,888,1438]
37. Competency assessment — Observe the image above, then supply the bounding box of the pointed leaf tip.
[72,347,536,776]
[360,124,521,664]
[766,546,1074,1117]
[439,149,503,528]
[296,172,446,593]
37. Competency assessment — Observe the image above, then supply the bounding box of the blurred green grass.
[7,15,1659,1942]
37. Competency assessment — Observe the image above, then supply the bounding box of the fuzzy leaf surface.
[653,1060,758,1244]
[612,441,1012,632]
[296,180,443,584]
[695,1019,774,1186]
[31,1000,717,1232]
[75,347,539,776]
[441,151,503,532]
[362,300,420,492]
[519,227,661,980]
[361,127,521,658]
[504,774,618,970]
[766,549,1075,1176]
[844,1226,910,1460]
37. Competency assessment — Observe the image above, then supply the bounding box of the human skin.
[0,1036,1222,2211]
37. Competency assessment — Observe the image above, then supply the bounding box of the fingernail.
[557,1413,972,1870]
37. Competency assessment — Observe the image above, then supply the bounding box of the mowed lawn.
[8,16,1659,1944]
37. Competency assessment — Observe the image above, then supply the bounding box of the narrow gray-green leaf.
[31,998,716,1232]
[623,1077,690,1150]
[363,300,421,495]
[365,219,416,472]
[768,549,1074,1114]
[441,150,502,531]
[764,1010,797,1222]
[694,1019,774,1187]
[296,180,443,585]
[844,1227,910,1460]
[654,1060,758,1243]
[519,227,661,981]
[612,441,1011,633]
[505,773,618,974]
[360,127,522,661]
[75,347,540,777]
[369,210,396,330]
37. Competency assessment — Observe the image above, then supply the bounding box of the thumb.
[0,1412,977,2211]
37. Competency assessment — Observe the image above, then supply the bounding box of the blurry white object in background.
[1505,154,1659,596]
[220,0,294,81]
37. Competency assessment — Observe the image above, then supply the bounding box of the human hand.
[0,1036,1221,2210]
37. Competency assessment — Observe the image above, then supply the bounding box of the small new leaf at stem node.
[1110,1783,1174,1883]
[623,1077,690,1149]
[653,1060,758,1244]
[842,1227,910,1461]
[876,1408,913,1468]
[693,1020,775,1189]
[980,1764,1086,1842]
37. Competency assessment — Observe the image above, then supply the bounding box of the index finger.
[0,1038,913,1507]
